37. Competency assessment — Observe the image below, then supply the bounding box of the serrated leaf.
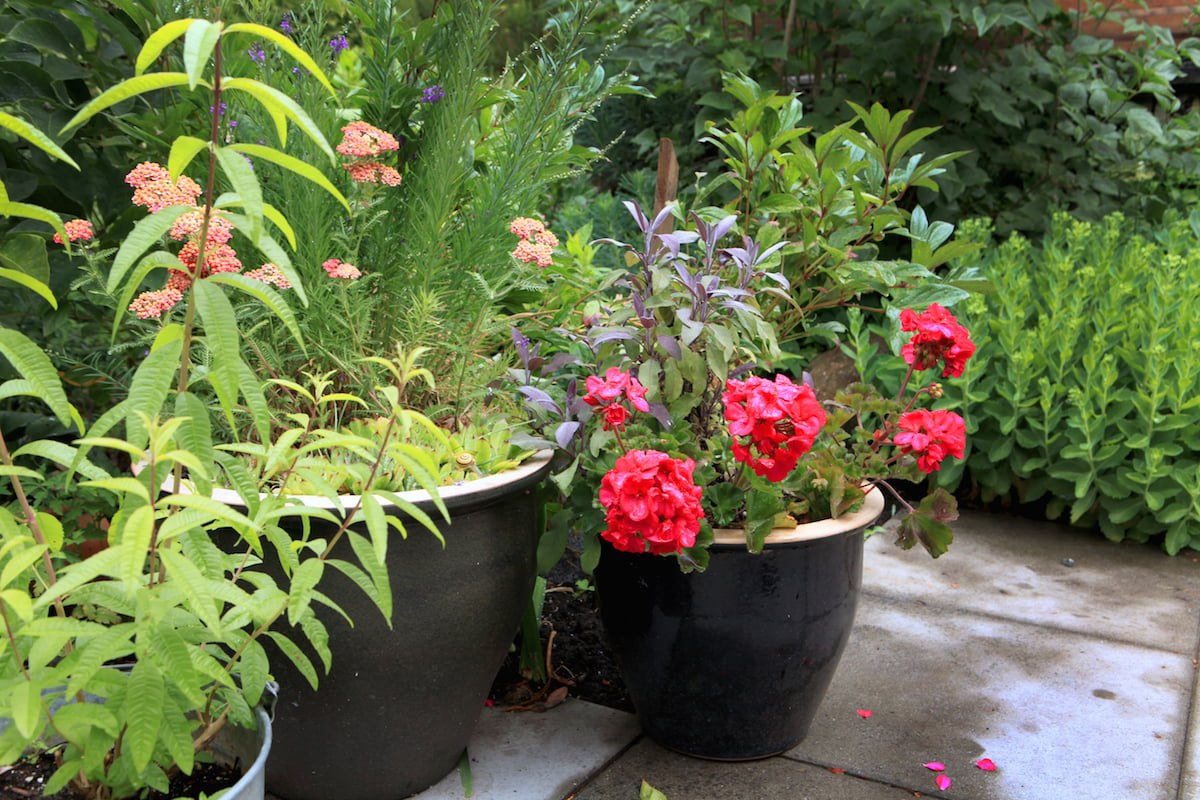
[0,111,79,169]
[223,23,336,97]
[61,73,194,135]
[0,328,72,427]
[221,77,334,161]
[193,279,241,430]
[135,18,193,75]
[205,272,304,349]
[124,338,181,450]
[108,204,190,297]
[265,630,319,689]
[226,143,349,214]
[125,660,165,773]
[167,135,209,180]
[182,19,219,90]
[287,558,324,626]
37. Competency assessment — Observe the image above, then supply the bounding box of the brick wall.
[1059,0,1197,45]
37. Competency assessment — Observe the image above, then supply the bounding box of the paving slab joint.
[556,732,646,800]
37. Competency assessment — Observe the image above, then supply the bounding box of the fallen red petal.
[857,709,873,718]
[935,774,952,790]
[922,762,946,771]
[975,757,997,771]
[828,767,845,775]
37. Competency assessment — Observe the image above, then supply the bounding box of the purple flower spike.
[330,35,349,55]
[420,85,446,103]
[280,13,294,34]
[247,44,265,63]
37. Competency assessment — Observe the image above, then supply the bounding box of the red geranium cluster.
[598,450,705,554]
[723,374,826,482]
[583,367,649,431]
[894,409,966,473]
[900,303,975,378]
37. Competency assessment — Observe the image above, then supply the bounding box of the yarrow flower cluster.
[243,263,292,289]
[900,302,976,378]
[322,258,362,280]
[723,375,826,482]
[125,161,202,212]
[509,216,558,267]
[336,121,401,186]
[599,450,705,555]
[52,219,94,244]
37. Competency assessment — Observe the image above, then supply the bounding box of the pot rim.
[710,484,885,546]
[160,450,553,511]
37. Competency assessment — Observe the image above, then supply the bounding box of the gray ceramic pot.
[218,453,552,800]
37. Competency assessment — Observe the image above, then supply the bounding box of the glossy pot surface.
[596,489,882,760]
[219,454,552,800]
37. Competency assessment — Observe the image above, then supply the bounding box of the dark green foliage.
[565,0,1200,238]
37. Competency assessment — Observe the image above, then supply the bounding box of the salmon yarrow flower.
[244,263,292,289]
[52,219,94,244]
[322,258,362,280]
[125,161,202,212]
[509,216,558,267]
[336,121,400,157]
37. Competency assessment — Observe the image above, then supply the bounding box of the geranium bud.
[929,382,944,399]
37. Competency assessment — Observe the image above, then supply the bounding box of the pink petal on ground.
[935,774,952,790]
[974,757,997,771]
[922,762,946,771]
[856,709,873,718]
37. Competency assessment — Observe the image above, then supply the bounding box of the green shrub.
[565,0,1200,239]
[933,212,1200,553]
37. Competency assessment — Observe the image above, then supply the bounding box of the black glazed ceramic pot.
[212,453,552,800]
[595,488,883,761]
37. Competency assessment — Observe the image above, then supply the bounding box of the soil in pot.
[0,752,242,799]
[489,547,633,713]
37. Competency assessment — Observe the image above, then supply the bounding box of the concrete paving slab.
[788,595,1194,800]
[863,511,1200,652]
[413,699,640,800]
[571,737,916,800]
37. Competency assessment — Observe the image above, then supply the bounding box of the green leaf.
[265,630,319,689]
[221,77,335,161]
[108,205,190,296]
[214,145,263,240]
[287,558,324,626]
[12,440,109,479]
[124,338,181,450]
[117,505,154,587]
[34,512,64,552]
[167,135,210,180]
[11,679,42,739]
[223,22,336,97]
[193,279,241,429]
[135,18,194,75]
[0,197,68,245]
[205,272,304,350]
[214,194,297,249]
[0,267,56,308]
[0,111,79,169]
[182,19,219,90]
[126,660,165,773]
[226,143,350,214]
[61,73,194,135]
[0,541,49,590]
[641,780,670,800]
[0,328,73,427]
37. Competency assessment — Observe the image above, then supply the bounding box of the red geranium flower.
[894,409,966,473]
[723,374,826,482]
[584,367,650,430]
[899,303,975,378]
[598,450,705,555]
